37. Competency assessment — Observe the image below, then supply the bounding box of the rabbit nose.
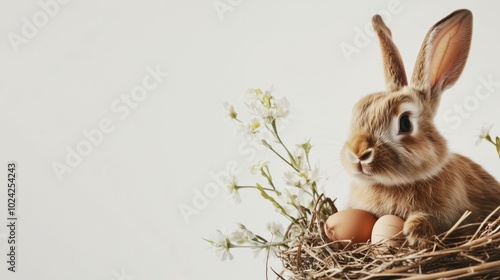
[347,148,374,164]
[359,148,374,163]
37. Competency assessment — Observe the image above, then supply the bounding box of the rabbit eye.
[398,114,413,134]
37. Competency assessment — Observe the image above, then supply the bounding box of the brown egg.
[371,215,405,246]
[324,209,377,248]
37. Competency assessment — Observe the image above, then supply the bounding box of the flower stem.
[232,241,290,249]
[254,234,268,243]
[262,140,298,172]
[271,121,297,168]
[237,186,276,192]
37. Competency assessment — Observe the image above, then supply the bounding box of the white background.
[1,1,499,279]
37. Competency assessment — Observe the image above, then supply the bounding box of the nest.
[276,196,500,279]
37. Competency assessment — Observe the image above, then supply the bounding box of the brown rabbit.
[341,9,500,245]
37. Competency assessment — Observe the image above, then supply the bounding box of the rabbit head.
[341,10,473,187]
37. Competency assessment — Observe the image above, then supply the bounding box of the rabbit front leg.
[403,212,437,245]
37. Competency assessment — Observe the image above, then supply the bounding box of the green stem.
[271,121,296,166]
[261,166,277,191]
[310,182,319,200]
[264,142,298,172]
[305,152,312,171]
[254,234,268,243]
[232,241,290,249]
[485,135,495,145]
[237,186,276,192]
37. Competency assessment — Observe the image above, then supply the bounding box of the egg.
[371,215,405,246]
[324,209,377,248]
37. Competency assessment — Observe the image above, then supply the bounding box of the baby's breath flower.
[283,171,307,188]
[224,175,241,204]
[245,87,289,124]
[250,161,270,175]
[307,166,320,187]
[247,101,275,123]
[476,124,493,146]
[266,221,284,238]
[275,97,290,119]
[261,90,274,109]
[229,224,256,244]
[249,118,261,132]
[291,147,307,171]
[207,230,233,261]
[229,231,247,245]
[237,118,261,140]
[238,224,256,240]
[281,189,298,206]
[297,139,312,155]
[245,88,264,101]
[223,102,237,120]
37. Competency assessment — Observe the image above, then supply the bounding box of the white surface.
[0,1,499,279]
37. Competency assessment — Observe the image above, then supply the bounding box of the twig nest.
[371,214,405,246]
[323,209,377,248]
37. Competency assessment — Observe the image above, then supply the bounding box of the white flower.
[249,161,269,175]
[224,175,241,204]
[281,189,296,205]
[259,107,278,124]
[283,171,306,188]
[236,118,261,140]
[307,166,320,187]
[291,147,307,171]
[266,221,284,238]
[244,87,289,124]
[223,102,237,120]
[297,139,312,154]
[211,230,233,261]
[229,224,255,244]
[275,97,290,118]
[278,189,299,215]
[246,100,273,120]
[476,124,493,145]
[229,231,247,245]
[245,88,264,101]
[251,92,277,123]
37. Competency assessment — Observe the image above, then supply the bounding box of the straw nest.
[276,195,500,279]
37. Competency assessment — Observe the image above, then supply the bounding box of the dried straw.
[277,197,500,279]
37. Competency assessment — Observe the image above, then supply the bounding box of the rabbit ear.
[372,15,408,92]
[411,9,472,100]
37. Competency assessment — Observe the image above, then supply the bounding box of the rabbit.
[340,9,500,245]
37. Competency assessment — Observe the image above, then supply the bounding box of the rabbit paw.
[403,213,436,246]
